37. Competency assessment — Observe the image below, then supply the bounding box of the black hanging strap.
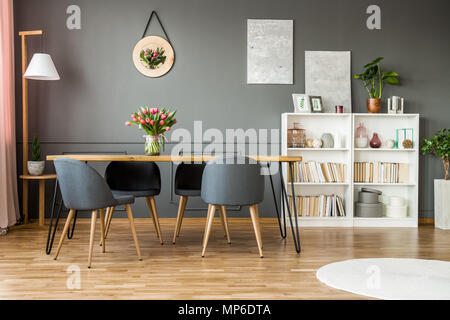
[141,11,172,45]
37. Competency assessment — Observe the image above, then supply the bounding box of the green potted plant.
[422,129,450,229]
[27,135,45,176]
[354,57,399,113]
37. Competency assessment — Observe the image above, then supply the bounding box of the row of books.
[288,195,346,217]
[288,161,347,183]
[354,162,409,183]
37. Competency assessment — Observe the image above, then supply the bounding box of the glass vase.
[144,135,161,156]
[355,123,368,148]
[287,123,306,148]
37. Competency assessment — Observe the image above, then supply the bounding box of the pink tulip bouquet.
[140,47,166,69]
[125,106,177,155]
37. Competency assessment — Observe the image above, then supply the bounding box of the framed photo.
[292,94,311,113]
[397,128,414,149]
[309,96,323,112]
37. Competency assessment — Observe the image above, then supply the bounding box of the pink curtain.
[0,0,20,229]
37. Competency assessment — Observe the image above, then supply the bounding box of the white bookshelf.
[281,113,419,227]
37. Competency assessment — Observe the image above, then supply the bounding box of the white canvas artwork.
[247,19,293,84]
[305,51,352,113]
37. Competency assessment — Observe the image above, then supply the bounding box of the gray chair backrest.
[201,155,264,206]
[54,158,116,210]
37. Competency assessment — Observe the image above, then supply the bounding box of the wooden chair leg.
[100,207,110,246]
[219,205,231,244]
[173,196,188,244]
[202,204,216,257]
[125,204,142,261]
[53,209,76,260]
[145,196,164,245]
[249,205,264,258]
[100,208,105,253]
[104,206,115,239]
[87,210,98,268]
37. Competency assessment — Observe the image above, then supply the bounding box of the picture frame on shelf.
[309,96,323,112]
[396,128,414,149]
[292,94,311,113]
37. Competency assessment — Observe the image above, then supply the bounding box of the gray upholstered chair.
[53,158,142,268]
[172,163,231,244]
[201,155,265,258]
[104,161,163,244]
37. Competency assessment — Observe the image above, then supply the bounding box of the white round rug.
[316,258,450,300]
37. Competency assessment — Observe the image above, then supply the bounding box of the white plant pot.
[27,161,45,176]
[434,179,450,230]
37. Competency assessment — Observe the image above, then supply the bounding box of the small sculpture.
[385,139,395,149]
[402,139,413,149]
[312,138,323,148]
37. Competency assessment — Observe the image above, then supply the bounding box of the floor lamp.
[19,30,60,226]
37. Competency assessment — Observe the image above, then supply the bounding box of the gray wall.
[14,0,450,219]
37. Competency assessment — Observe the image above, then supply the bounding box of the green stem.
[377,63,381,98]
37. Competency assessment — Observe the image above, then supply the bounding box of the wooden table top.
[46,154,302,163]
[19,174,57,180]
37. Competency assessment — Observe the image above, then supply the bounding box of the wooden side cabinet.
[19,174,56,226]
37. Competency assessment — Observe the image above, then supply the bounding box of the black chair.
[53,158,142,268]
[173,162,230,244]
[104,161,163,244]
[201,155,264,258]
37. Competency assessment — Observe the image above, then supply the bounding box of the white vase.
[434,179,450,229]
[27,161,45,176]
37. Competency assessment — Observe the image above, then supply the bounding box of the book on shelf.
[288,194,346,217]
[288,161,347,183]
[354,162,409,183]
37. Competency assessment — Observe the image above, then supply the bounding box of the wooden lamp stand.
[17,30,57,227]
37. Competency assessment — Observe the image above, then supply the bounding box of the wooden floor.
[1,218,449,300]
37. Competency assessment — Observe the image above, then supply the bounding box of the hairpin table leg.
[279,161,301,253]
[267,162,286,238]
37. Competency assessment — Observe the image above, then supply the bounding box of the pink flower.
[142,109,148,115]
[161,114,167,120]
[131,114,137,120]
[151,57,155,61]
[125,121,131,126]
[154,108,159,114]
[159,120,164,125]
[150,120,154,125]
[151,108,158,115]
[140,120,145,124]
[165,126,171,131]
[173,119,177,124]
[145,118,151,123]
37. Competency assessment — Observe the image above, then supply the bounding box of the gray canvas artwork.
[305,51,352,113]
[247,19,293,84]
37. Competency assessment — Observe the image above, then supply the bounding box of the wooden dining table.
[45,154,302,254]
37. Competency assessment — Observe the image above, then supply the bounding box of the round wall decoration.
[132,11,175,78]
[132,36,174,78]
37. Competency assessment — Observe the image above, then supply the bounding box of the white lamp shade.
[24,53,60,80]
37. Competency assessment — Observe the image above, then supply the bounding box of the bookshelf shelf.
[290,182,349,186]
[282,112,419,228]
[288,148,349,151]
[354,148,417,152]
[354,182,416,186]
